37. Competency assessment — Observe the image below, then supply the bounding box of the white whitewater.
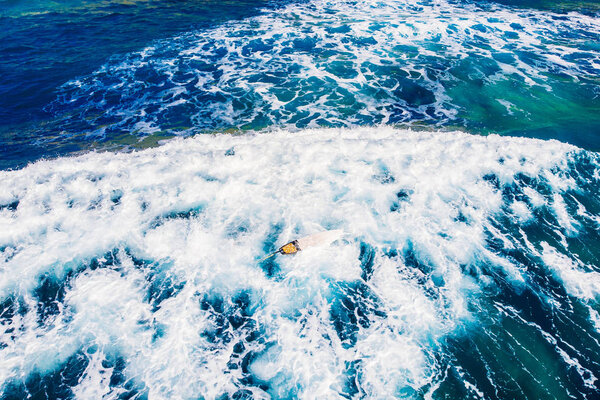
[0,127,599,398]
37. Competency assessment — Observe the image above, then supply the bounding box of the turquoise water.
[1,0,600,399]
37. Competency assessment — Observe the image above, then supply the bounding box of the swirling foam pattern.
[1,128,600,398]
[44,0,600,148]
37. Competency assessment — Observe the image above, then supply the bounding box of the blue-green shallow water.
[1,0,600,399]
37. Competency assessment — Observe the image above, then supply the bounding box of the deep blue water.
[0,0,277,168]
[1,0,600,399]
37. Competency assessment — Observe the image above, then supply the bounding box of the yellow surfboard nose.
[279,241,300,254]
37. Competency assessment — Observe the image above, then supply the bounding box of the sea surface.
[1,0,600,399]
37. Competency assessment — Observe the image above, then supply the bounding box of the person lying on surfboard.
[259,229,343,261]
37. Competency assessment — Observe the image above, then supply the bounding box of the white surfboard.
[295,229,344,250]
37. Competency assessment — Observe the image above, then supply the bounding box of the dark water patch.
[329,281,385,348]
[151,322,167,343]
[484,165,599,267]
[147,204,205,230]
[0,245,19,263]
[325,61,359,80]
[88,247,152,273]
[485,207,571,294]
[561,216,600,269]
[495,279,558,333]
[195,291,273,397]
[556,191,600,268]
[454,296,600,399]
[514,171,555,199]
[2,350,89,400]
[228,346,273,398]
[199,293,229,346]
[110,189,123,206]
[258,222,285,278]
[0,296,28,350]
[396,242,448,302]
[454,210,469,224]
[396,189,412,201]
[226,339,250,375]
[199,290,259,347]
[0,200,19,212]
[482,173,500,190]
[100,353,148,399]
[0,296,27,324]
[87,195,104,211]
[293,37,317,52]
[383,247,399,259]
[339,360,362,399]
[567,154,600,215]
[499,181,532,207]
[373,171,395,185]
[258,256,281,280]
[552,302,600,371]
[144,263,185,312]
[393,79,436,107]
[428,366,472,399]
[520,206,567,246]
[402,241,436,277]
[33,272,73,325]
[238,350,271,396]
[122,248,152,270]
[358,242,376,281]
[89,248,125,270]
[227,389,259,399]
[436,335,503,399]
[390,189,412,212]
[242,39,274,57]
[483,218,598,356]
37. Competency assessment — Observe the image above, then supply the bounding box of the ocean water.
[2,0,600,170]
[1,0,600,399]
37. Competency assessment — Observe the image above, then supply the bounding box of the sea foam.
[1,127,598,398]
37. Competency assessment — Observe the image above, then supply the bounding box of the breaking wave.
[1,127,600,398]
